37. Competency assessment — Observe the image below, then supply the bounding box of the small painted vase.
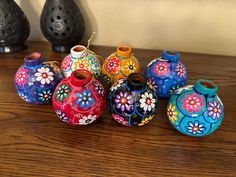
[144,50,187,98]
[15,53,63,104]
[101,46,140,86]
[52,69,106,126]
[61,45,101,78]
[167,79,224,136]
[108,73,158,127]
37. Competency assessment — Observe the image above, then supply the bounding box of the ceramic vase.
[15,53,63,104]
[108,73,158,127]
[40,0,85,52]
[52,69,106,126]
[101,46,140,87]
[61,45,101,78]
[0,0,30,53]
[167,79,224,136]
[144,50,187,98]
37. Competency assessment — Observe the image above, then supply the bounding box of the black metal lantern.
[40,0,85,53]
[0,0,30,53]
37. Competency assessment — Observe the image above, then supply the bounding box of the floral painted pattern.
[37,89,53,102]
[181,93,203,113]
[61,56,72,71]
[73,90,95,109]
[94,82,105,97]
[139,92,156,112]
[138,115,154,126]
[115,91,133,112]
[106,57,120,73]
[18,91,30,102]
[147,78,158,90]
[73,59,90,70]
[167,103,178,123]
[102,74,111,84]
[207,100,222,119]
[169,85,180,95]
[110,79,124,92]
[185,120,206,135]
[112,113,129,126]
[175,64,186,78]
[56,109,69,123]
[56,84,71,102]
[16,68,28,86]
[79,115,97,125]
[35,67,54,85]
[153,62,170,76]
[124,61,137,74]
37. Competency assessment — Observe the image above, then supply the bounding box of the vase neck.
[116,45,131,58]
[194,79,218,96]
[127,73,146,90]
[70,69,93,87]
[162,50,180,63]
[24,52,43,67]
[70,45,87,58]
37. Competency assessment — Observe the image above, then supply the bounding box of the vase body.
[15,53,63,104]
[108,73,158,127]
[40,0,85,52]
[52,69,106,126]
[61,45,101,78]
[101,46,140,86]
[0,0,30,53]
[144,51,187,98]
[167,79,224,136]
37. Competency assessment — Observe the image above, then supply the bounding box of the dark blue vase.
[15,53,63,104]
[108,73,158,127]
[144,50,187,98]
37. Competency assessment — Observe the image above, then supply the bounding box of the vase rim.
[116,45,131,58]
[127,73,146,90]
[162,50,180,62]
[71,45,87,58]
[24,52,43,67]
[194,79,218,96]
[70,69,92,87]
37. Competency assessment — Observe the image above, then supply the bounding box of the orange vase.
[101,45,140,86]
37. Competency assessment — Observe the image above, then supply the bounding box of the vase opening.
[71,45,86,58]
[117,45,131,58]
[200,81,215,89]
[28,53,41,60]
[71,69,92,87]
[194,79,218,96]
[127,73,146,90]
[24,52,43,67]
[162,50,180,62]
[74,70,88,80]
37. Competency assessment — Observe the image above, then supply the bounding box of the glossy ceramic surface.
[108,73,158,127]
[144,50,187,98]
[52,69,106,126]
[167,79,224,136]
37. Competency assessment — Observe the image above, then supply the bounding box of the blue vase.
[108,73,158,127]
[167,79,224,136]
[15,53,63,104]
[144,50,187,98]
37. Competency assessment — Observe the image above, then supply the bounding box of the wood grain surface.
[0,41,235,177]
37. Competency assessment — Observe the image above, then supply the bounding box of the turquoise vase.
[167,79,224,136]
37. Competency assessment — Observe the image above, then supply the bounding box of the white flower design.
[79,115,97,125]
[35,67,54,85]
[110,79,124,92]
[139,92,156,112]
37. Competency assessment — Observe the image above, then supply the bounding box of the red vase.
[52,69,106,126]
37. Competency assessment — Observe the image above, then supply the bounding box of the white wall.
[15,0,236,56]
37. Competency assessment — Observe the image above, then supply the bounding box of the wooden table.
[0,41,235,176]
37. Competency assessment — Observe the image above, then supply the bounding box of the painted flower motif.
[167,103,178,123]
[175,64,186,78]
[124,61,137,74]
[16,68,28,86]
[139,92,156,112]
[55,109,69,123]
[110,79,124,92]
[102,74,111,84]
[61,56,72,71]
[176,85,193,94]
[115,91,133,112]
[147,78,158,89]
[106,57,120,73]
[37,89,53,102]
[73,90,95,109]
[35,67,54,85]
[138,115,154,126]
[18,91,30,102]
[112,113,129,126]
[182,93,204,113]
[207,100,222,119]
[169,85,180,95]
[185,120,206,135]
[79,115,97,125]
[153,62,170,76]
[56,84,71,102]
[74,59,90,70]
[94,82,105,97]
